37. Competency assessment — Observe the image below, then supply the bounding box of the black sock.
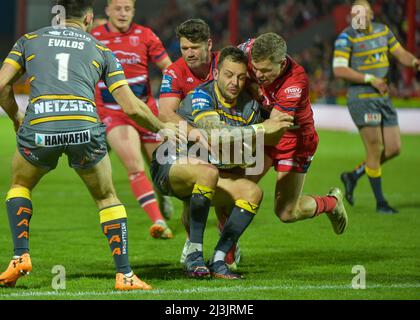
[215,201,258,253]
[368,176,387,204]
[189,184,214,244]
[6,188,33,256]
[365,166,387,204]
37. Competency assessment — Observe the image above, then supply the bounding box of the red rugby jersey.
[92,23,168,111]
[240,39,315,137]
[159,52,219,101]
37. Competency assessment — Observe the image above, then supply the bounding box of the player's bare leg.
[274,171,347,234]
[169,157,219,278]
[341,125,400,210]
[381,126,401,163]
[142,140,174,221]
[0,150,48,287]
[107,125,173,238]
[76,155,151,290]
[359,126,398,213]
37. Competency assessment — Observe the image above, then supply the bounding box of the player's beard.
[218,84,239,103]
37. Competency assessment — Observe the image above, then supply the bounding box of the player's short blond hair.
[251,33,287,63]
[352,0,371,7]
[107,0,136,4]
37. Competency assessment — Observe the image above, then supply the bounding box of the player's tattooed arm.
[195,113,254,144]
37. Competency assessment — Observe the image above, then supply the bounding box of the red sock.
[216,206,229,232]
[129,172,163,223]
[312,196,337,216]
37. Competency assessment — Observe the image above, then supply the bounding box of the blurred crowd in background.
[14,0,420,104]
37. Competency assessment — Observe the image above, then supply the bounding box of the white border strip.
[1,283,419,298]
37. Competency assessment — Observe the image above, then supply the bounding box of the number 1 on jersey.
[56,53,70,81]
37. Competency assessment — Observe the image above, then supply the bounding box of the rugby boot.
[377,201,399,214]
[340,172,357,206]
[115,273,152,291]
[225,242,241,271]
[326,187,348,235]
[184,251,210,279]
[209,260,243,280]
[0,253,32,287]
[150,220,173,239]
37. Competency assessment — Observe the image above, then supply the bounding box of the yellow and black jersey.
[4,26,127,131]
[333,22,401,101]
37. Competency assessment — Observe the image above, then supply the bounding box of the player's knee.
[198,164,219,188]
[385,145,401,159]
[239,182,263,205]
[275,203,297,223]
[367,140,384,156]
[276,211,296,223]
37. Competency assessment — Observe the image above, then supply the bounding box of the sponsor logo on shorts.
[364,113,381,124]
[35,130,91,147]
[284,86,302,99]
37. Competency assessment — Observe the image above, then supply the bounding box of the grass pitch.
[0,117,419,300]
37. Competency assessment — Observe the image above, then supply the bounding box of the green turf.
[0,116,419,300]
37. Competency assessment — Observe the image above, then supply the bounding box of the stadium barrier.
[1,95,419,134]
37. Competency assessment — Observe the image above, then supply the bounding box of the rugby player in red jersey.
[92,0,174,239]
[240,33,348,233]
[159,18,218,126]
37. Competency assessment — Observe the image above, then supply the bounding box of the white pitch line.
[0,283,419,298]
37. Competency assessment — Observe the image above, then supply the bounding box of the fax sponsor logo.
[284,86,302,99]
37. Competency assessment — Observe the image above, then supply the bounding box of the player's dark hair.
[175,19,211,43]
[56,0,95,19]
[252,33,287,63]
[218,46,248,70]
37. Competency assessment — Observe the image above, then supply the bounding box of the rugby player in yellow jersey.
[333,0,420,213]
[151,46,293,279]
[0,0,178,290]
